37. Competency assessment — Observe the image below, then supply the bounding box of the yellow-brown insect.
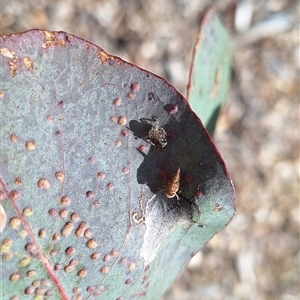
[132,195,146,224]
[165,168,181,199]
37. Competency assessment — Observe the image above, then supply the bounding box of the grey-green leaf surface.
[187,8,231,136]
[0,29,235,300]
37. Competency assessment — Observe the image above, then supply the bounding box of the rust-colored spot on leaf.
[130,83,140,91]
[65,247,75,256]
[103,254,111,262]
[128,262,136,271]
[1,237,13,252]
[84,229,92,238]
[9,217,20,229]
[77,268,87,277]
[27,270,37,277]
[18,229,28,239]
[166,104,178,115]
[57,100,64,108]
[22,207,33,217]
[10,190,20,200]
[97,49,123,66]
[64,265,74,273]
[113,97,122,106]
[25,243,38,256]
[40,278,49,286]
[61,222,74,236]
[37,178,50,189]
[100,266,110,274]
[40,30,55,41]
[127,92,135,99]
[97,172,105,180]
[48,208,57,217]
[24,286,34,295]
[86,238,97,249]
[32,280,40,287]
[69,259,79,266]
[9,59,18,77]
[55,171,64,182]
[75,222,87,238]
[10,134,18,142]
[87,286,96,293]
[91,252,100,260]
[88,157,95,165]
[59,209,69,219]
[118,116,127,125]
[110,249,119,257]
[38,229,46,238]
[86,191,94,198]
[40,30,66,49]
[56,39,66,47]
[19,256,31,267]
[35,287,45,295]
[138,145,148,153]
[15,177,23,185]
[115,140,121,147]
[107,182,114,190]
[122,167,129,174]
[121,129,129,136]
[60,196,71,206]
[23,57,33,70]
[52,232,61,241]
[110,116,117,123]
[2,252,13,261]
[119,258,127,265]
[92,200,100,206]
[46,115,53,123]
[70,212,80,222]
[45,291,54,297]
[10,272,20,282]
[73,287,81,294]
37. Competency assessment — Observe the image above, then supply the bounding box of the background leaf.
[187,8,231,136]
[1,30,235,299]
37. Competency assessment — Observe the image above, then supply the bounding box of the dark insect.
[142,116,167,149]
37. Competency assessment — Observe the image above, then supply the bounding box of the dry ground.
[2,1,299,299]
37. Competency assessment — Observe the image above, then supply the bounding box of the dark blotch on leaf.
[148,92,160,102]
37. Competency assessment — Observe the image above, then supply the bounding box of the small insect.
[132,194,146,224]
[132,211,145,224]
[214,203,222,212]
[165,167,181,200]
[142,116,167,149]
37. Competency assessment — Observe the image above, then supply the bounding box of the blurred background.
[2,0,299,299]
